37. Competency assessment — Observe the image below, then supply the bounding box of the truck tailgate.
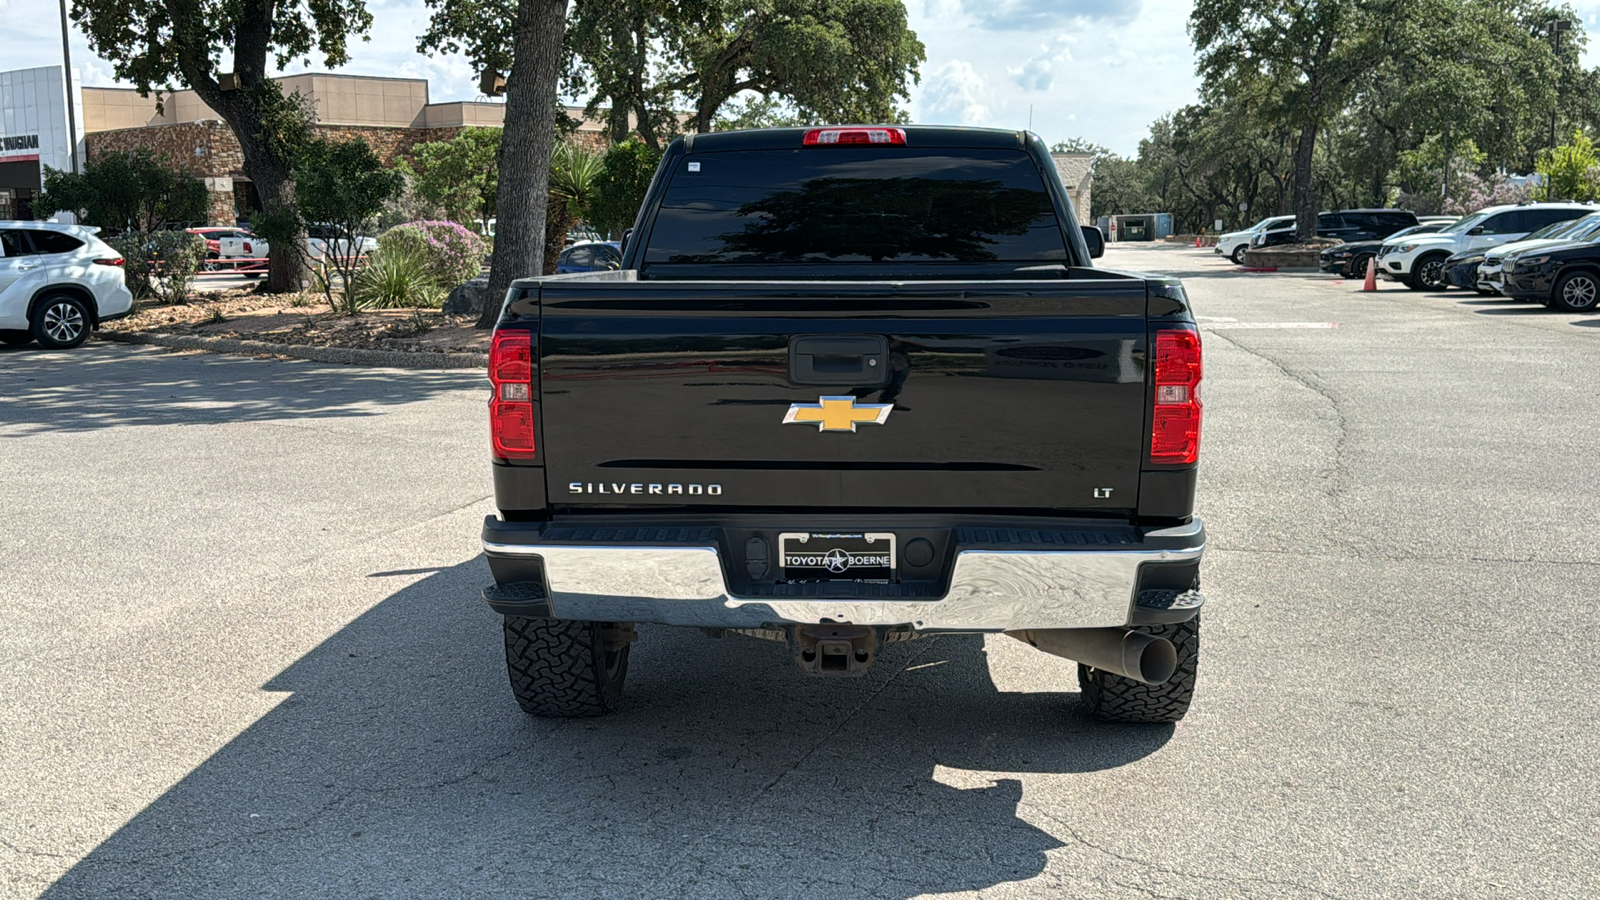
[536,278,1149,514]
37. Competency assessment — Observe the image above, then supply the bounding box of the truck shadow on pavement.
[0,342,478,434]
[43,561,1172,899]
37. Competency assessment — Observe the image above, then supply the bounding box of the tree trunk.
[1292,118,1319,240]
[543,196,571,275]
[176,81,309,293]
[479,0,568,329]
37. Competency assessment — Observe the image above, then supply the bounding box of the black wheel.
[1230,245,1247,265]
[1078,615,1199,723]
[1345,254,1374,280]
[1551,270,1600,313]
[30,293,92,349]
[503,617,632,717]
[0,329,32,346]
[1408,253,1449,291]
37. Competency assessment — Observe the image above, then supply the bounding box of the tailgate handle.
[789,335,889,386]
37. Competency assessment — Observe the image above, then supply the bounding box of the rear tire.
[30,293,92,349]
[1550,270,1600,313]
[1078,615,1199,723]
[503,617,632,717]
[0,330,32,346]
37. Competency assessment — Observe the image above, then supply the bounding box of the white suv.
[1376,203,1594,290]
[0,222,133,349]
[1215,215,1293,265]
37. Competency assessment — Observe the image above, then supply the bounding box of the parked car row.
[1373,203,1596,291]
[1213,209,1445,266]
[1320,219,1457,278]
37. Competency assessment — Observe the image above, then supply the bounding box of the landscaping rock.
[444,277,492,318]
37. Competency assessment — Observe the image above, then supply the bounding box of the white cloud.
[1008,37,1073,92]
[918,60,991,126]
[906,0,1200,154]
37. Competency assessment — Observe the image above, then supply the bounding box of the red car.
[186,227,253,258]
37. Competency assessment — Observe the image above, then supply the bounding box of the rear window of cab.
[645,148,1068,265]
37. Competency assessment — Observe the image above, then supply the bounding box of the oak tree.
[73,0,372,291]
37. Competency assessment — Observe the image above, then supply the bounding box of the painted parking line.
[1202,322,1339,330]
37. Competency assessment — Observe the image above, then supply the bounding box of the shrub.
[377,220,487,289]
[352,242,445,310]
[107,229,207,304]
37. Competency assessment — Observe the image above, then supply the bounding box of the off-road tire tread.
[1078,615,1199,723]
[503,617,628,718]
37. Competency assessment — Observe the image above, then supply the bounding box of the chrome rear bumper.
[482,519,1205,632]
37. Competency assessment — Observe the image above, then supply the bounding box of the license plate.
[779,532,896,582]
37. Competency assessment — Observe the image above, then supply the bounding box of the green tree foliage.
[72,0,370,292]
[1536,130,1600,201]
[1093,1,1599,235]
[1191,0,1404,238]
[293,137,404,311]
[715,95,810,131]
[589,138,663,238]
[37,151,207,232]
[562,0,686,147]
[544,142,606,274]
[421,0,569,327]
[673,0,925,133]
[403,128,503,228]
[554,0,924,144]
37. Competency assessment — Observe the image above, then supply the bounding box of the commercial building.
[0,66,83,220]
[2,68,611,225]
[1050,152,1094,226]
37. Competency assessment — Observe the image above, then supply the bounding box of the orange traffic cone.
[1362,256,1377,292]
[1195,233,1203,248]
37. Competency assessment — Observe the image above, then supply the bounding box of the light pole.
[58,0,79,174]
[1549,18,1572,149]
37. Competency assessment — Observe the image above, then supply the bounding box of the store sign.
[0,134,40,155]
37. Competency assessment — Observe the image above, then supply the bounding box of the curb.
[99,330,489,369]
[1234,266,1322,274]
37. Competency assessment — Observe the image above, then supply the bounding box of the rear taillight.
[488,330,536,460]
[242,241,253,254]
[1150,327,1202,465]
[93,258,124,266]
[802,127,907,146]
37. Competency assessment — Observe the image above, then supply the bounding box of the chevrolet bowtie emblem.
[783,396,894,432]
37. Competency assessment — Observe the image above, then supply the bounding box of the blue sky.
[7,0,1600,157]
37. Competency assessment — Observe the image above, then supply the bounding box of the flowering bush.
[377,220,487,289]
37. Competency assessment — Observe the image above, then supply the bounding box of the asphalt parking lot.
[3,243,1599,898]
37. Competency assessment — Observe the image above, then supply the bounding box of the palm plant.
[544,143,605,274]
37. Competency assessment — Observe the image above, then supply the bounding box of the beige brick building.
[1050,152,1094,226]
[81,73,609,225]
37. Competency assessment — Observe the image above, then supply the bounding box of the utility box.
[1097,213,1174,242]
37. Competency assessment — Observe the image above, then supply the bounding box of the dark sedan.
[1442,249,1487,292]
[1501,241,1600,312]
[1320,221,1453,278]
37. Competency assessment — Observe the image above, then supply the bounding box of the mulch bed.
[100,287,490,356]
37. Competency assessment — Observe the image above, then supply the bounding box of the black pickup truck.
[480,126,1206,723]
